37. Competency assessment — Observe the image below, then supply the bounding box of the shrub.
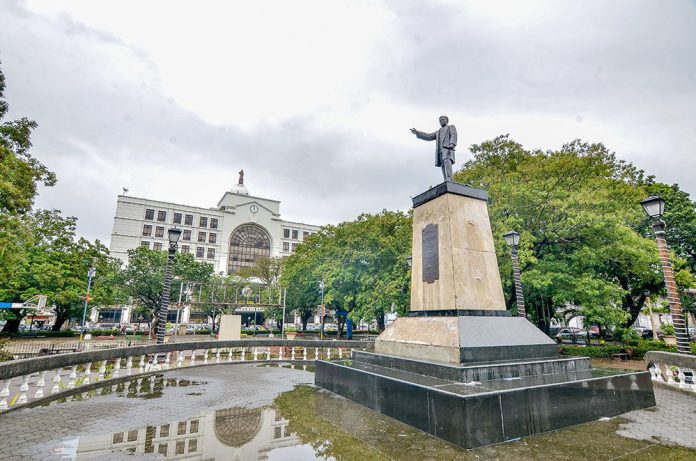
[18,330,75,338]
[560,339,682,360]
[0,339,13,362]
[613,327,640,343]
[560,345,624,358]
[660,324,676,336]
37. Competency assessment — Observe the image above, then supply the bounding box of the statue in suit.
[410,115,458,182]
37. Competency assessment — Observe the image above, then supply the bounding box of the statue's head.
[439,115,449,127]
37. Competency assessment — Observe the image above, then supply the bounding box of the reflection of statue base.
[316,180,655,449]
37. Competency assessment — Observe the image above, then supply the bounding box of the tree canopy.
[112,247,214,335]
[454,135,694,332]
[283,210,411,333]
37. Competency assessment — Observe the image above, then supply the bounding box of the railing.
[645,351,695,393]
[0,339,368,413]
[1,339,152,359]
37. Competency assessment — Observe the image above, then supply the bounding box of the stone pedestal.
[375,181,556,364]
[410,182,505,312]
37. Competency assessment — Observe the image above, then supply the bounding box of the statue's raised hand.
[410,128,418,134]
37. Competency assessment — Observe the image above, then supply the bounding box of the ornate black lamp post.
[157,228,182,344]
[641,196,691,354]
[504,231,526,318]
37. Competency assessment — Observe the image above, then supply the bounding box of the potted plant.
[285,326,298,340]
[660,323,676,346]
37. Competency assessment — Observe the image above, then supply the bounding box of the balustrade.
[0,339,366,413]
[645,351,696,394]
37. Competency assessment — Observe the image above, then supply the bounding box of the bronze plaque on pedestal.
[422,224,439,283]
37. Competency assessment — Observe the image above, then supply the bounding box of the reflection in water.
[72,406,303,460]
[58,376,325,460]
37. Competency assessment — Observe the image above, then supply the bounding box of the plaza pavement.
[0,364,694,460]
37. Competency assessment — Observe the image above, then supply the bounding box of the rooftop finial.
[238,169,244,186]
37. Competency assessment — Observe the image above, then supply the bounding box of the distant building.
[100,173,321,325]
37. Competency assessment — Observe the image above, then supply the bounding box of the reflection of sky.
[267,445,336,461]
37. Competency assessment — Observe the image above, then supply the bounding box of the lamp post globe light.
[157,227,182,345]
[503,231,526,318]
[640,196,691,354]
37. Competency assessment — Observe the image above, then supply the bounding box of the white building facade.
[100,178,321,325]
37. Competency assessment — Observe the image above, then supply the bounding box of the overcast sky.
[1,0,695,245]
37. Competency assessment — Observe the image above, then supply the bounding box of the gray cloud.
[1,0,695,246]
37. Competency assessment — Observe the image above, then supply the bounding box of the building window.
[209,233,216,244]
[199,217,208,227]
[207,248,215,259]
[158,444,168,456]
[153,242,163,251]
[184,214,193,225]
[173,213,182,224]
[283,242,289,252]
[145,209,155,220]
[227,224,271,274]
[291,229,298,240]
[210,218,218,229]
[303,231,310,239]
[113,433,124,444]
[188,439,197,453]
[140,241,150,248]
[159,424,170,437]
[196,247,204,258]
[155,226,164,238]
[157,210,166,222]
[181,245,190,254]
[291,243,297,252]
[190,420,199,433]
[142,225,152,237]
[177,422,186,436]
[183,230,191,241]
[274,426,282,439]
[127,430,138,442]
[176,441,185,455]
[198,232,206,243]
[283,228,290,238]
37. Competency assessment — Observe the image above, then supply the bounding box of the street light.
[80,267,96,342]
[156,228,182,344]
[640,196,691,354]
[319,280,325,340]
[503,231,526,318]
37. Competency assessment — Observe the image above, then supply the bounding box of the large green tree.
[0,63,57,297]
[113,247,214,336]
[454,135,693,332]
[0,210,118,333]
[283,211,411,334]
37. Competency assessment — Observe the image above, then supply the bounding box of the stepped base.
[315,352,655,449]
[375,315,559,364]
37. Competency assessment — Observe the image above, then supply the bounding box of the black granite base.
[315,354,655,449]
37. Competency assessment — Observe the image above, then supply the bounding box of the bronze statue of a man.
[411,115,458,182]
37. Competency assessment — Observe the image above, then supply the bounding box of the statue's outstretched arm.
[411,129,436,141]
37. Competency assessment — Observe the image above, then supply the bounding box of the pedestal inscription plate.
[422,224,439,283]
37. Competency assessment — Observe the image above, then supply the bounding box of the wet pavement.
[0,363,694,460]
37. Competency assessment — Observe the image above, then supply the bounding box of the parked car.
[555,328,585,344]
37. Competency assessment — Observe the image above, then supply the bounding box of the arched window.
[228,224,271,274]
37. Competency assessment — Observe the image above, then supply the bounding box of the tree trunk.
[52,317,68,332]
[337,316,345,339]
[1,312,22,334]
[376,311,385,332]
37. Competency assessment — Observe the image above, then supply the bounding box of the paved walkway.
[617,384,696,450]
[0,364,694,460]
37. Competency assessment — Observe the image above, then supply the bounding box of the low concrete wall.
[0,339,369,381]
[644,351,696,370]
